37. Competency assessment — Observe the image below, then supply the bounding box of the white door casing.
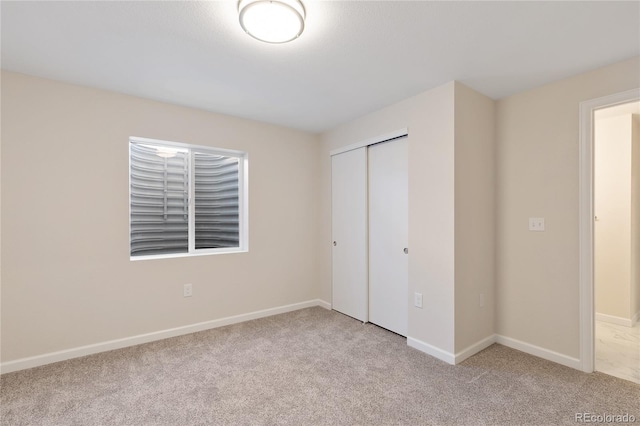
[579,88,640,372]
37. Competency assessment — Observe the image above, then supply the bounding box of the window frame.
[129,136,248,261]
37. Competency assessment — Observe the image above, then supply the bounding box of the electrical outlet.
[528,217,545,232]
[479,292,485,308]
[414,292,423,308]
[184,283,193,297]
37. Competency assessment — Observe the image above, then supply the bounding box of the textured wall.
[496,57,640,357]
[632,114,640,321]
[594,115,632,321]
[454,83,496,352]
[321,82,457,353]
[1,72,322,362]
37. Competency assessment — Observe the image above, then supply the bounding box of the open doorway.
[593,101,640,384]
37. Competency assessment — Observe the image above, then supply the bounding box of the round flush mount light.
[238,0,305,44]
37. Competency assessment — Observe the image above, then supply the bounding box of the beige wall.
[454,83,496,352]
[4,55,640,368]
[496,57,640,357]
[321,82,457,353]
[633,114,640,321]
[594,115,632,320]
[1,72,322,362]
[320,82,495,355]
[0,72,3,361]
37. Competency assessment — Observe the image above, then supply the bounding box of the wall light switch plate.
[528,217,545,232]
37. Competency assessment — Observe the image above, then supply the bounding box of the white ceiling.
[2,1,639,133]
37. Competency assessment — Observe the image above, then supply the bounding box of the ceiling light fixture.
[238,0,305,44]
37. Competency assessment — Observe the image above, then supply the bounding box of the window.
[129,137,247,259]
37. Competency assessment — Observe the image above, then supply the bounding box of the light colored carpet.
[1,307,639,425]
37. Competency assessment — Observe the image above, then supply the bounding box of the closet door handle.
[403,248,408,254]
[333,241,337,246]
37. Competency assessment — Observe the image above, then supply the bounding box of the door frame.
[578,88,640,372]
[330,127,408,322]
[329,128,408,156]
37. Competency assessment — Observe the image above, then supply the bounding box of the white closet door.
[332,148,368,322]
[368,137,408,336]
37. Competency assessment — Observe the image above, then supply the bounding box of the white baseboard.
[454,334,497,364]
[407,337,455,365]
[316,299,332,310]
[495,335,582,370]
[633,311,640,326]
[595,312,634,327]
[0,299,331,375]
[2,300,588,376]
[407,334,496,365]
[409,333,584,372]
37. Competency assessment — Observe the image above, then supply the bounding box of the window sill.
[130,248,248,262]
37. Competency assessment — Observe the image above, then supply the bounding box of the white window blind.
[129,138,246,259]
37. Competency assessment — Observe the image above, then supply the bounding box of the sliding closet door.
[368,137,408,336]
[332,148,368,322]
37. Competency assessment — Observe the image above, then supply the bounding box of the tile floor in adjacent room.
[595,319,640,384]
